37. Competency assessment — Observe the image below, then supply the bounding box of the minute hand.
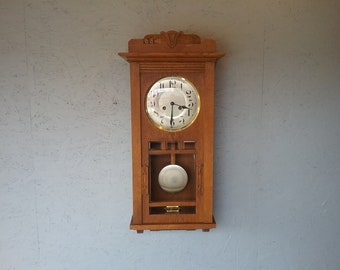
[170,102,175,127]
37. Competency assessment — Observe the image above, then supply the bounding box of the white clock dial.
[145,77,200,131]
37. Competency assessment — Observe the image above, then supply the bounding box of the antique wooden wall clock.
[119,30,224,233]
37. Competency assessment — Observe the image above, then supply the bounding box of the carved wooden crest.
[120,30,223,61]
[143,31,201,48]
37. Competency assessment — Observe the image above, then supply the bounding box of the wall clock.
[119,30,224,233]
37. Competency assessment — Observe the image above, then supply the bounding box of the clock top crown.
[119,30,225,61]
[142,31,201,49]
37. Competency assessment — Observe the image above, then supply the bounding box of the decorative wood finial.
[143,30,201,48]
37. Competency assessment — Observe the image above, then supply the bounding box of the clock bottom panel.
[149,206,196,215]
[130,216,216,232]
[141,195,210,225]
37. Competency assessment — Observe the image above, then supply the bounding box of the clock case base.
[130,216,216,233]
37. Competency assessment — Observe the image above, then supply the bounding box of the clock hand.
[172,102,192,110]
[170,102,175,127]
[178,104,192,116]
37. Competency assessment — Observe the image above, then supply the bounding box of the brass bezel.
[145,76,201,132]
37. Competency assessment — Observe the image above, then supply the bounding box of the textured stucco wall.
[1,0,339,269]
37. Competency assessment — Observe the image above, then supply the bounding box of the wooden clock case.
[119,31,224,232]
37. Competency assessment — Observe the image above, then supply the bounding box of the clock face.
[145,76,200,131]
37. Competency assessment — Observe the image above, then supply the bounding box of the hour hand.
[172,102,192,110]
[180,105,191,110]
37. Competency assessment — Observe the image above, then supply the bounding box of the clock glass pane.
[145,77,200,131]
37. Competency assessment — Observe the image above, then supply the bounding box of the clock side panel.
[200,62,216,223]
[129,63,143,225]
